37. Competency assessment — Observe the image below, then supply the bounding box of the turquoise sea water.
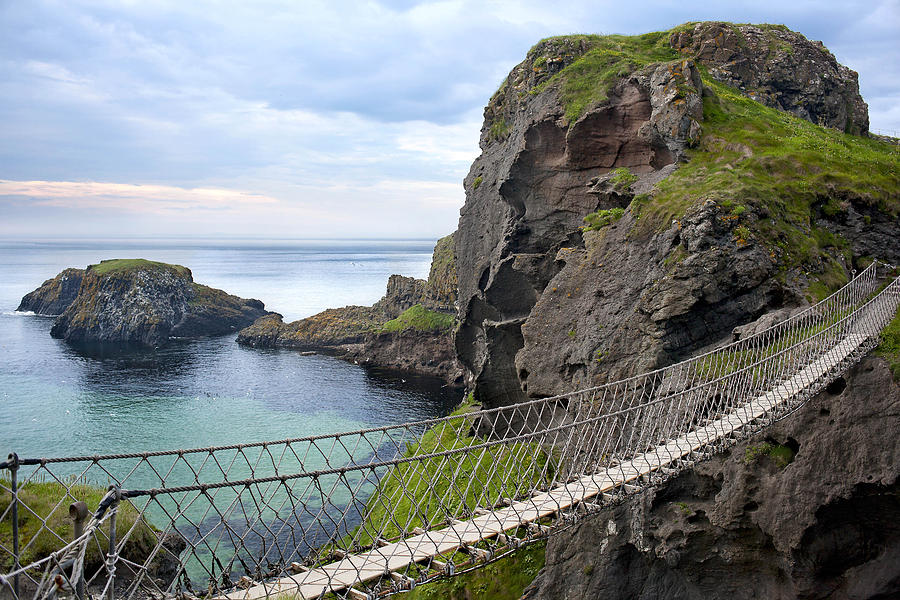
[0,238,460,477]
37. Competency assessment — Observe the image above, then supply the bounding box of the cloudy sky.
[1,0,897,240]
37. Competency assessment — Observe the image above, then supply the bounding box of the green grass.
[397,541,546,600]
[876,305,900,381]
[346,400,551,549]
[643,77,899,232]
[489,119,510,141]
[608,167,638,191]
[381,304,455,333]
[89,259,191,278]
[0,479,158,572]
[744,442,795,468]
[531,30,681,123]
[472,176,484,190]
[582,207,625,231]
[635,75,898,294]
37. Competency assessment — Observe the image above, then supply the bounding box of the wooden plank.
[224,331,870,599]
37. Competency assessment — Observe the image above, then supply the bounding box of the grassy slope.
[89,258,191,278]
[532,30,683,124]
[0,480,156,571]
[348,398,549,548]
[532,25,898,301]
[642,77,899,268]
[397,541,546,600]
[381,304,455,334]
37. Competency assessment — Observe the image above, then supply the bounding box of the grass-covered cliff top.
[639,77,898,295]
[88,258,192,279]
[522,22,828,125]
[529,29,679,123]
[521,23,898,298]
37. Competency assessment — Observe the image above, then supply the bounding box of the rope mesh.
[2,260,898,599]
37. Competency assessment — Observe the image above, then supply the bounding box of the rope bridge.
[2,260,898,600]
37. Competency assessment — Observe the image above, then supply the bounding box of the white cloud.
[0,180,278,214]
[0,0,898,242]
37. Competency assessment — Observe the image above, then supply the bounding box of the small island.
[19,258,272,347]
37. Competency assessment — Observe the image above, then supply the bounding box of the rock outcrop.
[32,259,270,347]
[238,236,463,384]
[453,24,897,408]
[17,268,85,315]
[343,329,464,385]
[424,233,458,313]
[521,355,900,599]
[670,22,869,134]
[237,305,392,349]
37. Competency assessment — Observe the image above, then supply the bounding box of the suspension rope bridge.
[2,260,898,600]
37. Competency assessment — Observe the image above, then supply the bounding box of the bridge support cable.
[1,261,898,599]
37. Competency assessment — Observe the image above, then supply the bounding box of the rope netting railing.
[2,260,898,600]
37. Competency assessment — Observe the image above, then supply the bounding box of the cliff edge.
[454,22,899,409]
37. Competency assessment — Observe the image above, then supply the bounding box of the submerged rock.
[27,259,271,347]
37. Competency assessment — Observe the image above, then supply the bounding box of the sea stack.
[20,258,271,347]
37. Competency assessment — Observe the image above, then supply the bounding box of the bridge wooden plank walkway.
[227,333,868,599]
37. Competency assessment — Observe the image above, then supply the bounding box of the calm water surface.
[0,239,460,474]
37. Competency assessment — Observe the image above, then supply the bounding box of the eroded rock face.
[16,268,84,315]
[456,53,708,407]
[343,329,464,386]
[424,233,458,313]
[670,22,869,134]
[43,260,270,347]
[516,201,783,396]
[453,23,886,408]
[522,356,900,600]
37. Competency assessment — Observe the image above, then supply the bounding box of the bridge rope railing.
[1,260,898,599]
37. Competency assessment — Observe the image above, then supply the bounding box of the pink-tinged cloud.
[0,180,279,215]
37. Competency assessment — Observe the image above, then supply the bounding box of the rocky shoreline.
[19,236,464,384]
[236,233,464,385]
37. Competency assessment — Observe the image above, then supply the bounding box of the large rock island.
[20,259,271,347]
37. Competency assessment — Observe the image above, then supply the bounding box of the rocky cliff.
[521,355,900,600]
[237,235,463,383]
[30,259,271,347]
[670,23,869,134]
[454,22,899,408]
[17,268,85,315]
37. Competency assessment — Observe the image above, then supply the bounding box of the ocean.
[0,238,461,470]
